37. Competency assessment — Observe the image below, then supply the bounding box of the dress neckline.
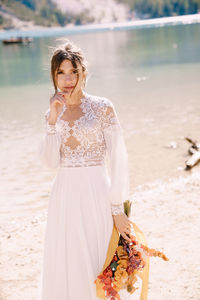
[63,90,88,111]
[57,91,89,124]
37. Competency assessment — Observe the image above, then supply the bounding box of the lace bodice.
[38,91,129,215]
[45,92,115,168]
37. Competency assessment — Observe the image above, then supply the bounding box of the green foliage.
[0,15,3,25]
[1,0,36,21]
[0,14,12,29]
[117,0,200,18]
[53,9,66,26]
[39,6,68,26]
[1,0,200,27]
[0,0,67,26]
[0,0,96,27]
[73,10,95,25]
[16,0,36,10]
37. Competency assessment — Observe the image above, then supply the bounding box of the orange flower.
[117,259,128,269]
[115,268,128,279]
[117,246,128,258]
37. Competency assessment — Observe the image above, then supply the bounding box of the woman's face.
[55,59,86,96]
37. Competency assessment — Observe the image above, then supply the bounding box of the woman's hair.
[50,38,88,94]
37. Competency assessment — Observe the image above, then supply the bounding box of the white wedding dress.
[37,90,140,300]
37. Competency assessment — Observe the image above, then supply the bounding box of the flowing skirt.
[37,164,141,300]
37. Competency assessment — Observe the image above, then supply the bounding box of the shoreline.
[0,13,200,40]
[0,169,200,299]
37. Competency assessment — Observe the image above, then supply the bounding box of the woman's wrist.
[47,115,57,125]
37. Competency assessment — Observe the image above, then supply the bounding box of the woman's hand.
[47,92,66,124]
[112,213,132,243]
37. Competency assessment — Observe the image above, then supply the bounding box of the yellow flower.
[116,246,128,259]
[128,272,138,284]
[114,266,128,291]
[114,282,123,291]
[117,259,128,269]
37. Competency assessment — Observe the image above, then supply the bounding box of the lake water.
[1,23,200,217]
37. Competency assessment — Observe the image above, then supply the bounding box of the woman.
[38,39,135,300]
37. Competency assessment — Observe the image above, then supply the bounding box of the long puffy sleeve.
[101,99,130,216]
[38,108,61,169]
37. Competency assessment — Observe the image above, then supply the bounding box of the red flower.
[104,277,112,285]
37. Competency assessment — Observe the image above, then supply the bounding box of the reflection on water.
[0,23,200,216]
[1,24,200,87]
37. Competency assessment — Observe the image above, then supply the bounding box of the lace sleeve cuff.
[46,123,57,135]
[111,203,124,215]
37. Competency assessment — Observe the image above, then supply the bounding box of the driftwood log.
[185,137,200,170]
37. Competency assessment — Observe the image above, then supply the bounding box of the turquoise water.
[1,23,200,213]
[1,24,200,87]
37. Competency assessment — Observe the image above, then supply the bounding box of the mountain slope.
[0,0,200,30]
[51,0,130,23]
[0,0,130,30]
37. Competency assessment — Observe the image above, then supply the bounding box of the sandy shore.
[0,13,200,39]
[0,167,200,299]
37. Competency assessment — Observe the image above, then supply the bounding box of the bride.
[38,38,134,300]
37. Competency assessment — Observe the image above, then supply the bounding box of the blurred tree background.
[118,0,200,18]
[0,0,200,28]
[0,0,94,27]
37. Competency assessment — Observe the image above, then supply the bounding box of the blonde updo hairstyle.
[50,39,88,96]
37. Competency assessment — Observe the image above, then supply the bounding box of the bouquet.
[94,200,169,300]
